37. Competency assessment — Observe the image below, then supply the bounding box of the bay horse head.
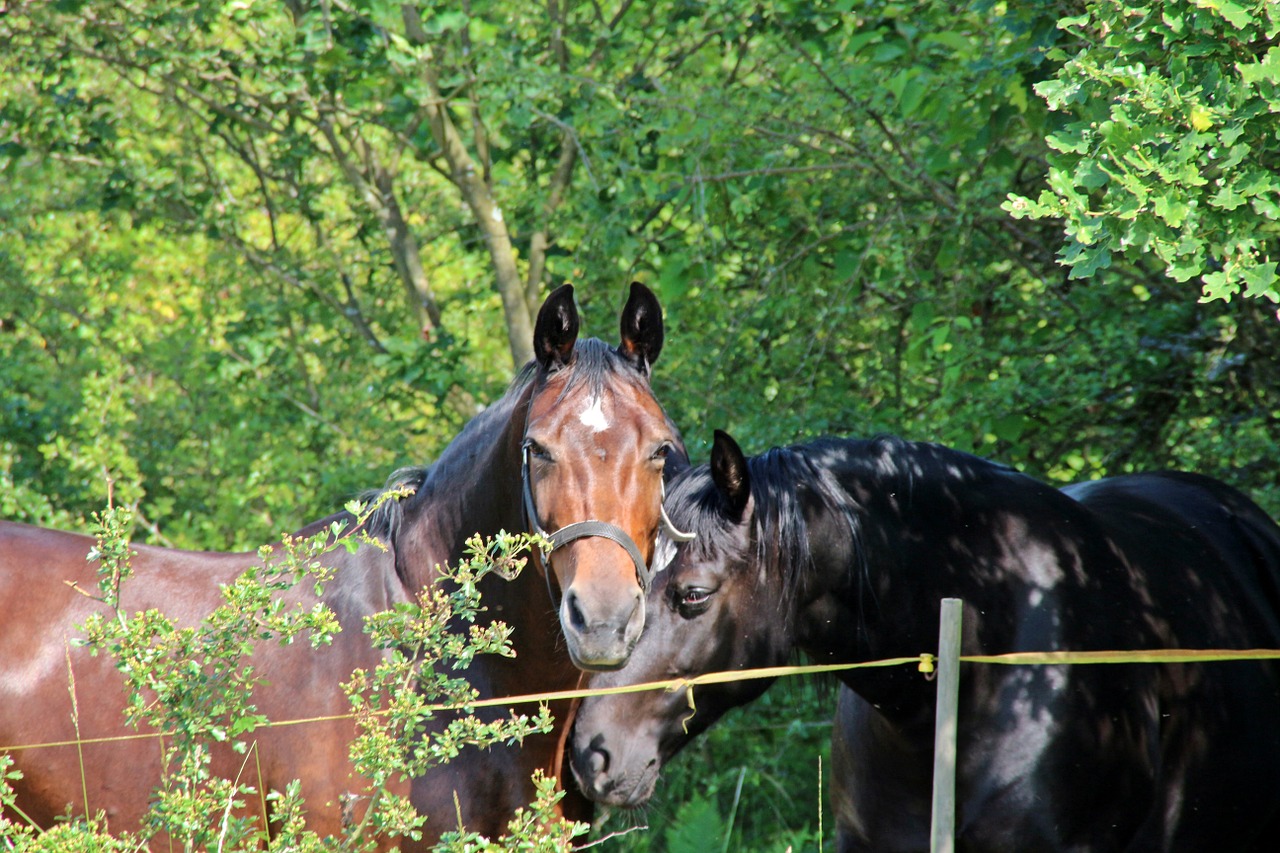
[522,283,693,671]
[569,430,785,804]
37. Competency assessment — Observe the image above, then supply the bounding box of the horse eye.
[675,586,713,617]
[524,440,554,463]
[652,443,672,463]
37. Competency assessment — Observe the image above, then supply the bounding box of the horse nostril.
[565,590,588,632]
[589,745,610,777]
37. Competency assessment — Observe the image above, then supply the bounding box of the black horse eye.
[652,443,672,463]
[675,586,713,617]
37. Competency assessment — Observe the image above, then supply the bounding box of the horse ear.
[617,282,664,374]
[711,429,751,521]
[534,284,579,371]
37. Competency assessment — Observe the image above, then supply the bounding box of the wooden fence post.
[930,597,963,853]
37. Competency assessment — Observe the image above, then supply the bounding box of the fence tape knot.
[677,682,696,734]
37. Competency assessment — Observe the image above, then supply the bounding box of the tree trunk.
[403,6,534,369]
[315,111,444,339]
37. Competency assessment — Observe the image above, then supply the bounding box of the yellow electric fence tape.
[5,648,1280,753]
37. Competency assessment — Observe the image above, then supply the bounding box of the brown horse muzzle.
[558,554,646,670]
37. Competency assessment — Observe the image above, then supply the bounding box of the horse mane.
[663,440,858,625]
[358,465,432,542]
[747,442,862,619]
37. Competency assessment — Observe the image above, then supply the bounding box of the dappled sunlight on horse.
[572,430,1280,851]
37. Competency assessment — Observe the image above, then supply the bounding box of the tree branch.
[524,126,580,315]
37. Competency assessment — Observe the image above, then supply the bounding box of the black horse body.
[571,433,1280,852]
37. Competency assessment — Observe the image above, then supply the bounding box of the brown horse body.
[0,284,685,847]
[0,520,395,839]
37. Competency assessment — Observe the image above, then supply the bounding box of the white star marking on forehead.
[579,395,610,432]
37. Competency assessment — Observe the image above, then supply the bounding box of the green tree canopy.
[2,1,1279,848]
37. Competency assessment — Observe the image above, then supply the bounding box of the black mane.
[663,435,1017,618]
[359,465,432,542]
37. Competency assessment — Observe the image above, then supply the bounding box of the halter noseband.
[521,443,695,594]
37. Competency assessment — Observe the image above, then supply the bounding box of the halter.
[521,443,695,594]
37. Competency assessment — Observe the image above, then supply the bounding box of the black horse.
[571,430,1280,851]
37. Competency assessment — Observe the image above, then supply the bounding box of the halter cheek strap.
[521,445,694,594]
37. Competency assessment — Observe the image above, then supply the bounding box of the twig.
[573,824,650,849]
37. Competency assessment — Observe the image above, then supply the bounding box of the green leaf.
[1241,260,1279,299]
[1168,257,1205,282]
[897,76,927,117]
[1238,46,1280,86]
[1194,0,1253,30]
[1201,269,1236,301]
[1153,193,1190,227]
[1046,124,1090,154]
[925,31,973,53]
[1056,13,1093,31]
[1209,183,1247,210]
[1064,239,1112,279]
[1076,159,1109,190]
[665,795,727,853]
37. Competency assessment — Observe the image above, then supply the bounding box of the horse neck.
[790,440,1001,711]
[482,557,581,696]
[392,384,532,594]
[383,381,579,693]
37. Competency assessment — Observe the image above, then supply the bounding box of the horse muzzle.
[570,732,660,808]
[559,577,645,671]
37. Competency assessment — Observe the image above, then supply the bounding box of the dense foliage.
[3,1,1278,850]
[1008,0,1280,302]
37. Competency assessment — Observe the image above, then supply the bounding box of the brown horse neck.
[389,384,534,595]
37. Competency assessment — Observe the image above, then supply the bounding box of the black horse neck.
[785,437,1032,715]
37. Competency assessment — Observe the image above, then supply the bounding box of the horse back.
[0,520,397,840]
[834,471,1280,851]
[1061,472,1280,848]
[1064,471,1280,646]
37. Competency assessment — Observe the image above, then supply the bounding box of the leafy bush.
[1006,0,1280,302]
[0,504,584,851]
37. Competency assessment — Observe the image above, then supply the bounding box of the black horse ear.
[617,282,664,375]
[534,284,579,371]
[711,429,751,522]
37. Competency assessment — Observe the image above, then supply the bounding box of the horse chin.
[563,633,640,672]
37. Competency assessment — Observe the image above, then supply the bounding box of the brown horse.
[0,283,687,847]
